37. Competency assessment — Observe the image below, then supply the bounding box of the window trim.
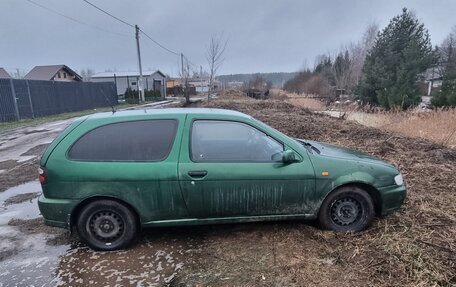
[189,119,284,163]
[66,119,179,162]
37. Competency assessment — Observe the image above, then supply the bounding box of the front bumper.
[378,184,407,216]
[38,194,78,229]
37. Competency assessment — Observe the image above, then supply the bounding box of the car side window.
[191,120,283,162]
[68,119,178,161]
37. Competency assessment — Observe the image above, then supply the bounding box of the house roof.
[24,65,82,81]
[91,70,166,79]
[0,68,12,79]
[423,67,443,81]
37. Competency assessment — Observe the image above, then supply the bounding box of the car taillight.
[38,167,47,184]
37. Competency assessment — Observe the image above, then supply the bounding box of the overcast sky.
[1,0,455,77]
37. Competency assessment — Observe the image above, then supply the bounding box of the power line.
[25,0,128,37]
[78,0,197,77]
[80,1,181,56]
[139,28,180,56]
[184,55,196,68]
[80,0,194,72]
[81,0,134,28]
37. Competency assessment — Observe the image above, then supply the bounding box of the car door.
[178,117,316,219]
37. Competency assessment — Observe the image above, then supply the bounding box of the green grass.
[0,104,135,133]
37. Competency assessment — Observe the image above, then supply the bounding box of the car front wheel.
[318,186,374,232]
[76,200,137,251]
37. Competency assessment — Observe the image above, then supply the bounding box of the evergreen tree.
[358,8,436,109]
[314,55,335,86]
[432,67,456,107]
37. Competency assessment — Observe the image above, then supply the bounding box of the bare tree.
[350,22,379,88]
[437,25,456,75]
[248,75,272,90]
[285,22,379,97]
[179,56,192,104]
[206,34,227,100]
[80,68,95,81]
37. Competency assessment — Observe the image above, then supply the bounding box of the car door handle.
[188,170,208,178]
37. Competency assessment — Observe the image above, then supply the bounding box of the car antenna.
[100,89,116,114]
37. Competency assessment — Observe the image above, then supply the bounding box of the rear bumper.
[378,184,407,216]
[38,194,78,229]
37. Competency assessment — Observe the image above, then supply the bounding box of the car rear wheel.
[76,200,137,251]
[318,186,374,232]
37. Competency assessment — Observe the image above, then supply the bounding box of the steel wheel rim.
[330,197,363,226]
[88,210,124,242]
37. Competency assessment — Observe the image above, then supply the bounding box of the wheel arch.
[70,196,142,230]
[322,182,382,216]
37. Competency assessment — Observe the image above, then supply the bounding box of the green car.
[38,108,406,250]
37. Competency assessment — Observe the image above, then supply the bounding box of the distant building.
[24,65,82,82]
[166,78,181,89]
[422,67,443,96]
[226,81,244,89]
[0,68,12,79]
[166,77,213,95]
[91,70,166,96]
[188,78,210,93]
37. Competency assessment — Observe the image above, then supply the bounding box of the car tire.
[318,186,374,232]
[76,200,137,251]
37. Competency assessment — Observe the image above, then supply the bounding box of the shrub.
[144,89,162,101]
[124,87,139,104]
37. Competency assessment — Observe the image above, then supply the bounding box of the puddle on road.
[0,181,42,225]
[55,241,186,286]
[0,234,69,287]
[0,182,190,286]
[0,181,71,287]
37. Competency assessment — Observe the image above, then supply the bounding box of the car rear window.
[68,119,178,162]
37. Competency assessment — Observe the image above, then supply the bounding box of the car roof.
[85,108,251,121]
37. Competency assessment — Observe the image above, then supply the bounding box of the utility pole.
[135,25,144,102]
[181,53,184,79]
[200,65,203,94]
[181,52,185,92]
[181,53,189,103]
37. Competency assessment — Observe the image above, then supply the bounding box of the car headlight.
[394,174,404,185]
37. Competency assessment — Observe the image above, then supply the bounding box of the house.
[188,78,210,93]
[0,68,12,79]
[166,78,181,88]
[422,67,443,96]
[91,70,166,96]
[167,77,216,94]
[24,65,82,82]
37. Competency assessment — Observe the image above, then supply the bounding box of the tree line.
[284,8,456,109]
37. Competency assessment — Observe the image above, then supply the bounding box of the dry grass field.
[286,93,456,148]
[190,89,456,286]
[355,109,456,148]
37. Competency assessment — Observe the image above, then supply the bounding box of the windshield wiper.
[295,139,321,154]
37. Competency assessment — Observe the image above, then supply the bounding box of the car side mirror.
[282,150,298,163]
[272,150,298,163]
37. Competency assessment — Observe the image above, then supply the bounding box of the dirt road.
[0,95,455,286]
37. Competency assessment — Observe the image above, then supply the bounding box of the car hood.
[296,138,396,169]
